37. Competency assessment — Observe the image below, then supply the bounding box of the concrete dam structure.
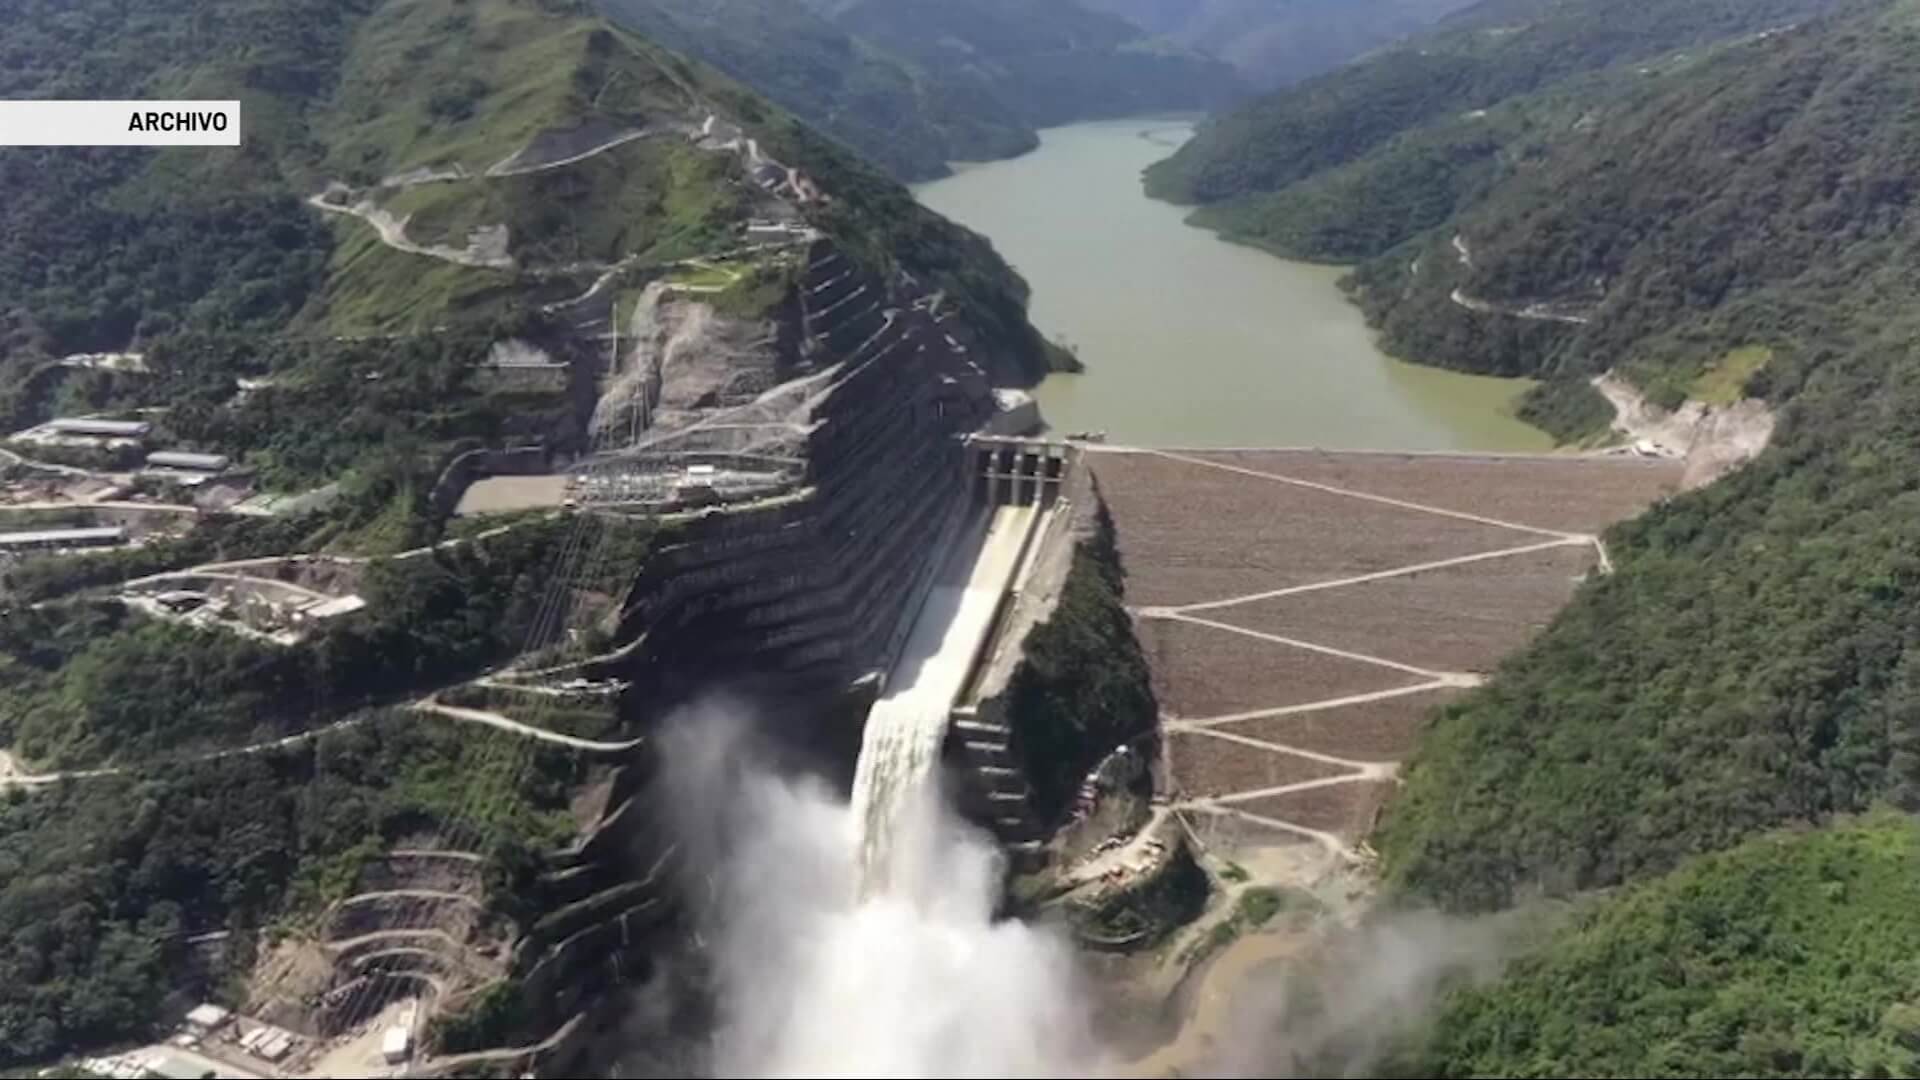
[392,242,1088,1071]
[602,238,1013,710]
[853,439,1073,892]
[321,242,1688,1079]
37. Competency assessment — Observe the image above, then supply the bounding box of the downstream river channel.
[914,117,1550,451]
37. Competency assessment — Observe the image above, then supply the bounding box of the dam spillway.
[851,500,1043,895]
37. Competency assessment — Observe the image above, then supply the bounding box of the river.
[914,118,1550,451]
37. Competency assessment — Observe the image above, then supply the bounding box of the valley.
[6,0,1920,1077]
[916,119,1550,451]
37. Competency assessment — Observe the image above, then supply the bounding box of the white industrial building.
[47,417,151,438]
[382,1024,412,1064]
[183,1003,231,1032]
[0,526,126,552]
[147,450,231,472]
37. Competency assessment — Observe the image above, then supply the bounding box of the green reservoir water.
[914,118,1551,451]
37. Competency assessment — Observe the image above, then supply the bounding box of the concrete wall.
[488,243,1097,1075]
[471,243,1002,1071]
[945,447,1096,861]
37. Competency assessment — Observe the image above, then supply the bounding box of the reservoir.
[914,118,1551,451]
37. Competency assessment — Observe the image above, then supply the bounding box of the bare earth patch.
[1207,544,1597,674]
[1090,452,1542,609]
[455,475,570,515]
[1139,617,1426,718]
[1234,780,1398,842]
[1215,688,1467,762]
[1167,732,1358,800]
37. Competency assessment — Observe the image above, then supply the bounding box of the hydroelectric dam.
[293,231,1683,1077]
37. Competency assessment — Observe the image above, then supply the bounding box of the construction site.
[26,321,1690,1079]
[68,199,1072,1075]
[9,83,1703,1080]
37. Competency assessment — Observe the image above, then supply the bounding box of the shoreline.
[1139,169,1562,452]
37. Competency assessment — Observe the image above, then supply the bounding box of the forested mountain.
[1391,816,1920,1078]
[1144,0,1835,205]
[1344,2,1920,417]
[1126,0,1920,1072]
[0,0,1066,558]
[1075,0,1478,89]
[1145,0,1870,425]
[0,0,1057,381]
[834,0,1242,130]
[593,0,1036,180]
[0,0,1066,529]
[594,0,1243,182]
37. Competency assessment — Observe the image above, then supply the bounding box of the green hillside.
[0,0,1074,577]
[1142,0,1914,433]
[1144,0,1836,206]
[0,2,1070,1064]
[595,0,1036,181]
[1135,1,1920,1068]
[597,0,1243,183]
[1357,2,1919,393]
[1342,0,1920,910]
[1395,816,1920,1078]
[1076,0,1478,90]
[0,0,1061,381]
[835,0,1243,131]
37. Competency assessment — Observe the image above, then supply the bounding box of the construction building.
[47,417,151,438]
[0,526,126,552]
[147,451,232,472]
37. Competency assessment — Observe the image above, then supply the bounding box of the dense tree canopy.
[1144,0,1838,206]
[1393,817,1920,1078]
[0,515,651,770]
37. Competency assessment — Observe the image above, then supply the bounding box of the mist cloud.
[648,697,1517,1079]
[1188,907,1518,1078]
[657,698,1107,1078]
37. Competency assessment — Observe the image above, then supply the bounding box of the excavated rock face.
[249,852,510,1037]
[598,237,998,714]
[1592,373,1777,490]
[593,282,805,461]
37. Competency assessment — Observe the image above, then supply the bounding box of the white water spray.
[659,700,1105,1078]
[848,502,1041,896]
[846,703,951,898]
